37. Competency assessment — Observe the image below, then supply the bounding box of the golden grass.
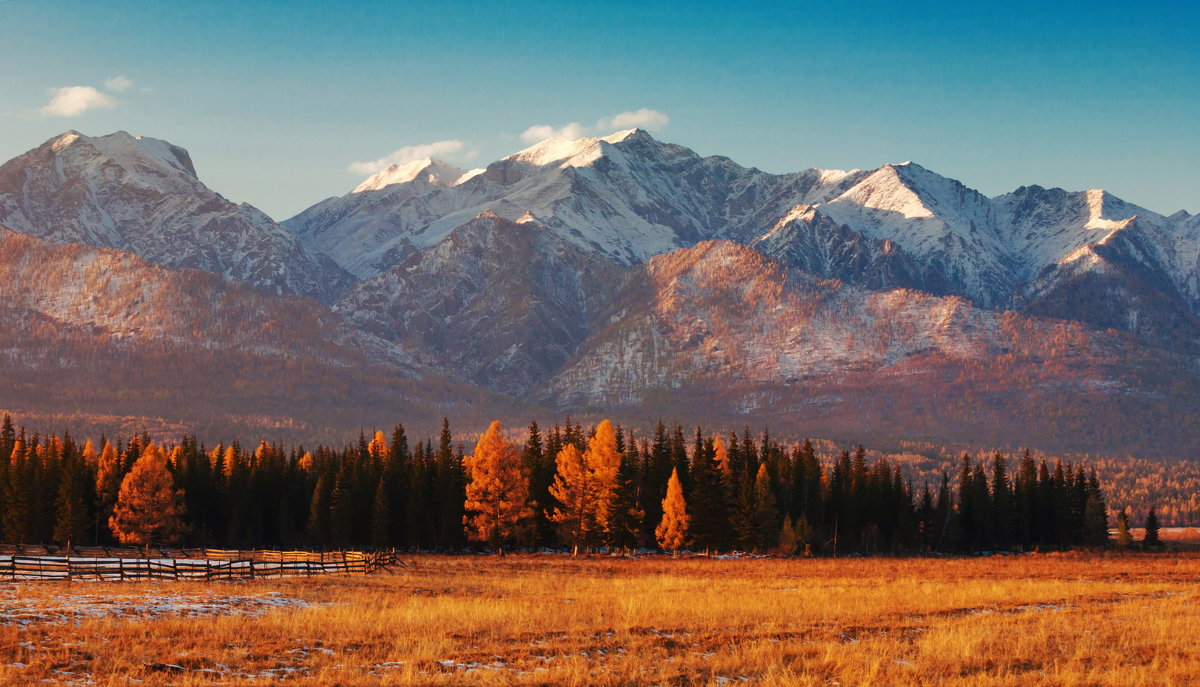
[2,553,1199,685]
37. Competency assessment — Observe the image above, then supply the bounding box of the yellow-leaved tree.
[713,435,732,480]
[463,421,531,554]
[586,419,623,537]
[108,442,186,552]
[550,443,597,555]
[656,467,689,556]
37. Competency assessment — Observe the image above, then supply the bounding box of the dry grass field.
[2,554,1198,686]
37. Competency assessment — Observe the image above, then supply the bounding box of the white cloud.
[347,140,468,175]
[519,122,589,144]
[38,86,117,117]
[104,75,133,92]
[603,108,670,130]
[519,108,670,144]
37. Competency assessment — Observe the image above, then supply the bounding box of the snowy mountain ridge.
[3,129,1200,454]
[0,130,351,303]
[287,129,1198,321]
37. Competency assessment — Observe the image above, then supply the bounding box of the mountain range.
[0,128,1197,455]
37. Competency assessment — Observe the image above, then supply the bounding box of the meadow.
[2,553,1198,686]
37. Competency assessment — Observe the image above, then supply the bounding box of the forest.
[0,413,1121,554]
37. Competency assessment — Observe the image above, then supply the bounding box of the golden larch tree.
[95,440,121,502]
[463,421,531,553]
[108,442,186,552]
[368,430,389,461]
[80,439,98,466]
[713,435,732,480]
[586,419,623,537]
[550,443,597,554]
[656,467,689,555]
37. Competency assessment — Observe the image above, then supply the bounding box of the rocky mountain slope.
[285,129,866,277]
[288,129,1199,350]
[0,131,350,302]
[2,128,1199,456]
[0,227,521,441]
[334,211,627,394]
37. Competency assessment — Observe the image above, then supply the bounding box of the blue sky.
[1,0,1196,219]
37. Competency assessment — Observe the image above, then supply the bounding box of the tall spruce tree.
[1143,508,1162,547]
[605,448,644,552]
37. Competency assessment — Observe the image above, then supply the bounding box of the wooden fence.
[0,547,399,581]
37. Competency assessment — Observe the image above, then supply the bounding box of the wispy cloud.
[347,140,470,176]
[603,108,670,130]
[520,108,670,144]
[104,75,133,92]
[38,86,117,117]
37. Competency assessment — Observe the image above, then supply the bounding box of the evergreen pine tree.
[2,433,31,544]
[990,453,1013,550]
[1143,508,1162,547]
[1083,471,1109,547]
[687,436,727,552]
[604,448,644,551]
[638,422,672,548]
[53,446,91,547]
[751,462,779,552]
[521,420,555,547]
[371,476,393,549]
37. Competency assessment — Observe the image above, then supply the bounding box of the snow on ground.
[0,587,312,627]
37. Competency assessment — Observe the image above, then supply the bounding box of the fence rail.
[0,546,398,581]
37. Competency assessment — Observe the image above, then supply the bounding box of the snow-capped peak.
[352,158,466,193]
[51,131,82,151]
[43,130,199,179]
[505,128,658,168]
[603,127,650,143]
[454,168,486,185]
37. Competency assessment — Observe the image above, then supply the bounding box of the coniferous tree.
[371,476,393,549]
[1014,449,1038,549]
[688,435,727,552]
[751,462,779,552]
[669,425,689,493]
[522,420,556,547]
[108,443,186,552]
[53,443,92,547]
[550,444,596,555]
[1116,508,1132,549]
[433,419,465,550]
[726,434,757,550]
[990,453,1013,550]
[463,421,531,554]
[1083,470,1108,547]
[1143,508,1162,547]
[933,472,952,553]
[586,420,623,543]
[638,422,673,547]
[605,448,644,551]
[656,467,688,555]
[3,432,32,544]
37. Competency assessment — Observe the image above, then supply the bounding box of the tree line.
[0,413,1132,553]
